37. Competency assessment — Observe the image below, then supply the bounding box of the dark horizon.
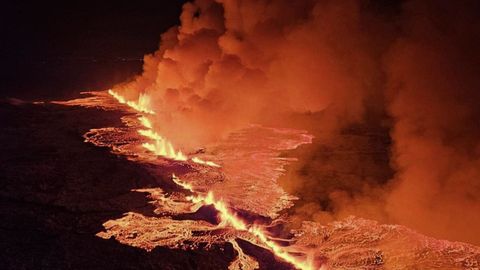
[0,1,188,100]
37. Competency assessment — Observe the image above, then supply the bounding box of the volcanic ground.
[1,93,479,270]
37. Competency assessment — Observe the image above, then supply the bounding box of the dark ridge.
[173,205,220,225]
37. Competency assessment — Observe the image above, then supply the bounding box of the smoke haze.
[385,0,480,244]
[114,0,480,244]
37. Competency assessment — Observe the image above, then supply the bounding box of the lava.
[138,116,152,129]
[108,89,155,114]
[138,127,188,161]
[172,173,193,191]
[191,157,221,167]
[108,90,219,165]
[101,89,315,268]
[52,90,480,269]
[108,89,187,160]
[173,174,314,270]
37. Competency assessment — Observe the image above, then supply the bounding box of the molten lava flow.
[108,90,221,164]
[108,89,155,114]
[173,174,313,270]
[136,116,188,161]
[228,239,260,270]
[105,89,315,268]
[138,123,188,161]
[108,89,186,160]
[172,174,193,191]
[191,157,221,167]
[57,91,480,270]
[138,116,152,129]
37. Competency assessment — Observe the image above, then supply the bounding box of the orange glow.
[172,174,193,191]
[191,157,221,167]
[108,89,155,114]
[174,174,313,270]
[142,141,188,161]
[108,90,220,165]
[108,90,186,161]
[138,116,153,129]
[138,124,188,161]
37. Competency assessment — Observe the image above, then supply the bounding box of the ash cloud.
[115,0,480,244]
[384,0,480,244]
[116,0,384,149]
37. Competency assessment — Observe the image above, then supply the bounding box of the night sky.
[0,1,188,100]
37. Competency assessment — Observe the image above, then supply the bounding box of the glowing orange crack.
[108,89,155,114]
[191,157,221,168]
[173,174,313,270]
[108,90,219,165]
[107,89,312,269]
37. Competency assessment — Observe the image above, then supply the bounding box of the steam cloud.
[114,0,480,244]
[385,0,480,244]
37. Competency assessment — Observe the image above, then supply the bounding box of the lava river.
[54,91,480,270]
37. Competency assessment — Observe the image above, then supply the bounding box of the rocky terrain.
[1,96,479,270]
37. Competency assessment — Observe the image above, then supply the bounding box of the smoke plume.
[115,0,386,149]
[384,0,480,244]
[114,0,480,244]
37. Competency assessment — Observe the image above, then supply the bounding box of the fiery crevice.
[54,90,480,270]
[108,89,155,115]
[40,0,480,267]
[173,174,314,270]
[105,90,314,269]
[108,90,219,166]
